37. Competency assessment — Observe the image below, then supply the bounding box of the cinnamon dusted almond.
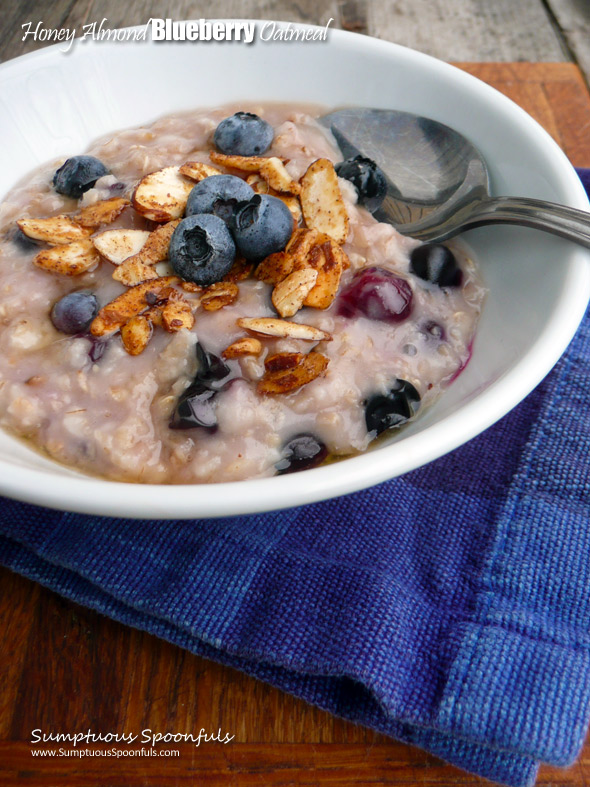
[222,257,255,283]
[271,268,318,318]
[264,352,304,372]
[247,175,302,224]
[237,317,331,342]
[259,158,301,195]
[180,280,203,293]
[161,299,195,332]
[120,315,152,355]
[222,337,263,358]
[258,351,329,395]
[200,281,239,311]
[112,257,159,287]
[209,151,288,172]
[255,251,294,285]
[132,167,193,221]
[90,276,179,336]
[135,220,181,265]
[300,158,349,243]
[299,237,348,310]
[17,215,91,245]
[179,161,222,181]
[33,239,99,276]
[76,197,130,230]
[93,229,151,264]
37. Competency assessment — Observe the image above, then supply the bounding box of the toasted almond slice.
[209,151,288,172]
[300,158,349,243]
[121,315,152,355]
[180,280,203,293]
[258,351,329,395]
[280,195,303,226]
[222,337,263,358]
[222,257,255,283]
[259,158,301,195]
[255,251,294,286]
[132,167,194,222]
[179,161,222,181]
[76,198,130,229]
[300,238,347,310]
[93,229,151,264]
[34,239,99,276]
[143,305,164,327]
[136,219,181,265]
[161,299,195,332]
[272,268,318,318]
[237,317,331,342]
[200,281,239,312]
[17,216,91,245]
[90,276,178,336]
[265,352,304,372]
[246,173,269,193]
[112,257,159,287]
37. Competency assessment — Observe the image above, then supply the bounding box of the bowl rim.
[0,23,589,519]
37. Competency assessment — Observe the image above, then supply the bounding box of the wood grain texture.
[0,52,590,787]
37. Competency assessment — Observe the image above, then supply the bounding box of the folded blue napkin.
[1,171,590,787]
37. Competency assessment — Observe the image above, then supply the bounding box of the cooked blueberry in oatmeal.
[0,103,485,484]
[335,156,387,213]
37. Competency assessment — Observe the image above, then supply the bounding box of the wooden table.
[1,60,590,787]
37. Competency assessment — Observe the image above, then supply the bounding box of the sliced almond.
[258,351,329,395]
[76,197,130,229]
[248,174,302,224]
[300,158,349,243]
[33,239,99,276]
[300,237,348,310]
[246,173,269,193]
[222,257,255,283]
[280,195,303,226]
[180,281,203,293]
[210,151,287,172]
[17,216,91,245]
[200,281,239,311]
[120,315,152,355]
[93,229,151,264]
[112,257,159,287]
[90,276,178,336]
[143,305,164,327]
[179,161,222,181]
[264,352,304,372]
[136,220,180,265]
[161,299,195,332]
[132,167,194,222]
[259,158,301,195]
[255,251,294,286]
[222,337,263,358]
[272,268,318,318]
[237,317,331,342]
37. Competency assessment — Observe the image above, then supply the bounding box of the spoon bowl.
[322,108,590,246]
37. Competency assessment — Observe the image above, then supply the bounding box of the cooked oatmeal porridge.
[0,104,485,483]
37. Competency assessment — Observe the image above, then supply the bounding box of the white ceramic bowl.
[0,24,589,518]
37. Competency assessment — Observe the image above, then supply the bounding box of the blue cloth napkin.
[1,172,590,787]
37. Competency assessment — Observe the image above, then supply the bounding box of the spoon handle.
[462,196,590,248]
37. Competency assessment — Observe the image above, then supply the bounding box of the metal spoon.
[320,108,590,246]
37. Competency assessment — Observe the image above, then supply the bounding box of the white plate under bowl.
[0,24,589,518]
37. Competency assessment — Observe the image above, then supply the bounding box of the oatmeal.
[0,104,485,483]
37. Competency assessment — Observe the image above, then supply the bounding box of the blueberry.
[335,156,387,213]
[410,244,462,288]
[53,156,109,199]
[214,112,274,156]
[231,194,293,262]
[195,343,234,388]
[50,292,99,334]
[275,434,328,474]
[186,175,254,225]
[337,267,413,324]
[365,380,421,437]
[10,226,40,252]
[170,381,218,430]
[169,214,235,285]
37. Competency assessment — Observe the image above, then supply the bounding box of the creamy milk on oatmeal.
[0,104,485,483]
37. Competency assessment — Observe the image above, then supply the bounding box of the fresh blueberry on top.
[50,292,99,335]
[185,175,254,225]
[335,156,387,213]
[365,379,421,437]
[275,434,328,474]
[337,267,413,324]
[52,156,109,199]
[168,214,235,286]
[231,194,293,262]
[409,244,463,288]
[214,112,274,156]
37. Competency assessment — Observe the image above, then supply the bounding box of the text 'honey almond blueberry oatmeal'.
[0,105,485,483]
